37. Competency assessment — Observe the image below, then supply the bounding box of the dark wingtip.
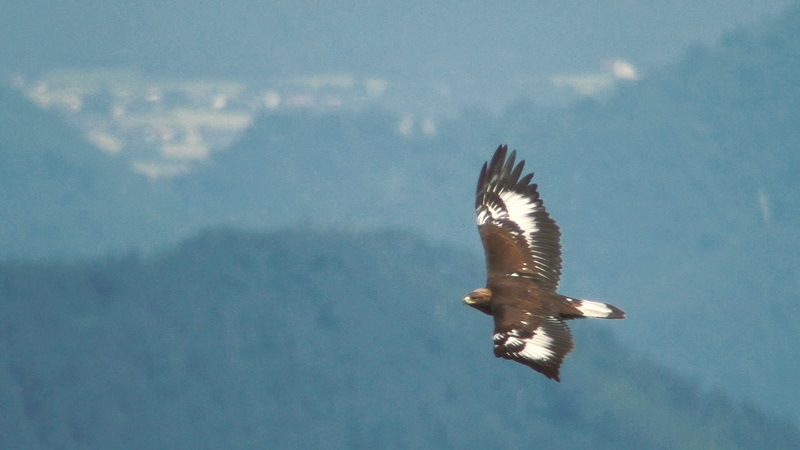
[477,144,514,206]
[533,367,561,382]
[490,144,508,171]
[608,304,626,319]
[544,366,562,382]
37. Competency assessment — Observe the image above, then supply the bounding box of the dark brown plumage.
[464,145,625,381]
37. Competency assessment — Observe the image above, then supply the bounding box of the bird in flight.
[464,145,625,381]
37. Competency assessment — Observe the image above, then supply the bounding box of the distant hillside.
[179,109,486,240]
[177,5,800,423]
[0,86,189,259]
[185,5,800,254]
[1,228,797,449]
[502,4,800,422]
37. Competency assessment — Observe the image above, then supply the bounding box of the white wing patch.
[477,190,542,239]
[500,190,542,237]
[476,201,506,226]
[494,328,555,363]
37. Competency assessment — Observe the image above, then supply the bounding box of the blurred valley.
[2,1,800,447]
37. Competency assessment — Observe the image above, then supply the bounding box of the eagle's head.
[464,288,493,315]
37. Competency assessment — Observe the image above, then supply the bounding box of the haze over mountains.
[172,5,800,422]
[0,86,191,258]
[1,1,793,109]
[2,1,800,446]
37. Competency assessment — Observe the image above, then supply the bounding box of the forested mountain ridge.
[1,228,798,448]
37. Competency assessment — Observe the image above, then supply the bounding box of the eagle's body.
[464,145,625,381]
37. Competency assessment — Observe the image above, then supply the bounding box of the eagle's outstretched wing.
[475,145,562,292]
[492,303,574,381]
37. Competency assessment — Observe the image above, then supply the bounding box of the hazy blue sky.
[2,1,793,79]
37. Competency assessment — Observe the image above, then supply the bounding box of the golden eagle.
[464,145,625,381]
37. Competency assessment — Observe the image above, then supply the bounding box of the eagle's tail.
[560,296,626,319]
